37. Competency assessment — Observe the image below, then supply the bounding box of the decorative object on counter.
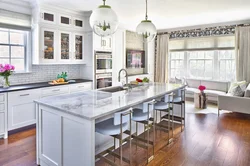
[131,77,150,85]
[57,72,68,81]
[49,78,68,85]
[0,64,15,88]
[89,0,119,37]
[136,0,157,43]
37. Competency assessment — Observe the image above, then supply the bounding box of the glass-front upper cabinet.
[59,15,72,26]
[73,34,83,61]
[41,28,56,62]
[73,17,84,28]
[41,11,56,24]
[59,31,71,61]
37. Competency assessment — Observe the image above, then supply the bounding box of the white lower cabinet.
[8,89,41,131]
[0,93,7,139]
[69,82,92,93]
[41,85,69,98]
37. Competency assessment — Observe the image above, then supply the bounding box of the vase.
[2,76,10,88]
[200,91,207,109]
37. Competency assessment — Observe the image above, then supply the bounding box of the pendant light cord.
[145,0,148,20]
[103,0,106,5]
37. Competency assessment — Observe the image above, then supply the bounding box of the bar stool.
[171,88,186,131]
[131,99,156,163]
[95,108,133,166]
[154,93,174,143]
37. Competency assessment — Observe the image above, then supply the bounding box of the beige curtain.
[236,26,250,82]
[155,34,169,83]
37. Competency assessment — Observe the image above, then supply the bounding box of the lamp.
[136,0,157,42]
[89,0,119,37]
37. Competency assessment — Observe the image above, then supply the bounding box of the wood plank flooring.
[1,112,250,166]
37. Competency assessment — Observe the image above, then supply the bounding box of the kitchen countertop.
[34,83,185,120]
[0,79,92,93]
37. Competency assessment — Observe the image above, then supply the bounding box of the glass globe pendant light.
[136,0,157,42]
[89,0,119,37]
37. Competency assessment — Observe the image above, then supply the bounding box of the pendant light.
[136,0,157,42]
[89,0,119,37]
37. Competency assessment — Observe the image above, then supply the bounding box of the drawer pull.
[52,89,60,92]
[20,94,30,97]
[78,86,85,88]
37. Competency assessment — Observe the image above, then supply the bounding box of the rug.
[185,101,232,115]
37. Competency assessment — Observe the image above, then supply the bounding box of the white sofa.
[218,83,250,114]
[185,79,230,103]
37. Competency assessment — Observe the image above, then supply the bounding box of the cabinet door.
[41,10,56,24]
[8,89,40,131]
[59,31,71,62]
[73,17,84,28]
[41,28,57,63]
[102,37,112,50]
[73,33,84,62]
[59,14,72,27]
[0,112,5,135]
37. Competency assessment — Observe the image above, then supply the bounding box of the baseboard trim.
[8,124,36,135]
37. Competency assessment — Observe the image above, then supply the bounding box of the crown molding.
[0,0,32,15]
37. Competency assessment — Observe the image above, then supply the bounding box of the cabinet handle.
[20,94,30,97]
[78,86,85,88]
[52,89,60,92]
[41,13,44,19]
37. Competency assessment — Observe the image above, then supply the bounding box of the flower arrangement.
[198,85,206,92]
[0,64,15,88]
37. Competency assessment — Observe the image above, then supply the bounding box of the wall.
[125,30,145,75]
[9,64,82,85]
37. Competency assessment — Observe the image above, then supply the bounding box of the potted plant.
[0,64,15,88]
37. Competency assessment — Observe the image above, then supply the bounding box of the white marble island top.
[34,83,185,120]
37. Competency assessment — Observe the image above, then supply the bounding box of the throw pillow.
[231,85,245,97]
[244,83,250,97]
[228,81,247,93]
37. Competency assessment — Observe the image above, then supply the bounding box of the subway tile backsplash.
[8,64,82,85]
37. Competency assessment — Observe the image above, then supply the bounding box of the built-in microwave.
[96,51,112,74]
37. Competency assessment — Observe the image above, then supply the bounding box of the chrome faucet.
[118,69,128,86]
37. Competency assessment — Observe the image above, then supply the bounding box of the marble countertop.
[34,83,185,120]
[0,79,92,93]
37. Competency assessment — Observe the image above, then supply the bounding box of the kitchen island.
[34,83,185,166]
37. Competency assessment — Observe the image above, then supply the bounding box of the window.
[169,36,236,81]
[0,28,29,72]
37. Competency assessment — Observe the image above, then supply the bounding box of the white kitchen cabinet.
[59,14,72,27]
[69,82,92,93]
[40,28,58,64]
[8,89,40,131]
[72,33,85,63]
[59,31,72,63]
[40,10,57,24]
[94,34,113,51]
[0,93,7,139]
[41,85,69,98]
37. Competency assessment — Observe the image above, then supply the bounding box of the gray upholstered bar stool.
[154,93,174,143]
[171,88,186,131]
[131,99,156,163]
[95,108,133,166]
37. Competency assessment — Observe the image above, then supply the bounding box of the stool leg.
[120,115,123,166]
[136,122,138,151]
[184,101,186,130]
[129,112,132,166]
[181,103,183,132]
[114,137,116,163]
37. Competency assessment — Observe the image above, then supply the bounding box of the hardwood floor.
[1,112,250,166]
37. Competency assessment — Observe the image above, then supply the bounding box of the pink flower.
[4,64,11,71]
[198,85,206,91]
[10,65,15,70]
[0,67,6,73]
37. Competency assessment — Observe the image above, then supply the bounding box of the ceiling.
[28,0,250,30]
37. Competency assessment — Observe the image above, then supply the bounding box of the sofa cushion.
[200,80,229,92]
[228,81,247,93]
[230,85,245,97]
[204,89,226,97]
[186,87,199,95]
[186,79,201,88]
[244,84,250,97]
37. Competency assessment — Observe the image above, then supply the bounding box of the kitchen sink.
[99,86,127,93]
